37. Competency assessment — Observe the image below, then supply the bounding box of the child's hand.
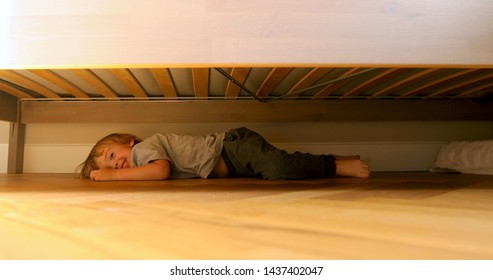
[90,169,118,181]
[89,160,170,181]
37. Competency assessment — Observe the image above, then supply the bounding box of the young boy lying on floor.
[78,127,370,181]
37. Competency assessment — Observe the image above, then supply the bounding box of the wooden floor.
[0,172,492,260]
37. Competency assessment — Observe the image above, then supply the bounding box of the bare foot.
[335,159,370,178]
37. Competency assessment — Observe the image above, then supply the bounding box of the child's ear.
[129,139,135,147]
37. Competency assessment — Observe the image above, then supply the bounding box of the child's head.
[77,133,142,179]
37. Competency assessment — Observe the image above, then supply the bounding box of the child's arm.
[90,159,171,181]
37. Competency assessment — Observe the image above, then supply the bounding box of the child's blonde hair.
[77,133,142,179]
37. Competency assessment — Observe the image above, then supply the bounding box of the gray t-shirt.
[131,132,225,179]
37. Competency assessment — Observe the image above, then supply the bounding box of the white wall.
[11,121,493,174]
[0,121,9,173]
[2,0,493,68]
[0,121,492,174]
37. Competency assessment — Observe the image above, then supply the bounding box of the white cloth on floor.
[431,140,493,175]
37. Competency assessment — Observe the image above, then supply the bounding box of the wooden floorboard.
[0,172,492,260]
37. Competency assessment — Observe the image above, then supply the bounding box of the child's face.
[94,141,134,170]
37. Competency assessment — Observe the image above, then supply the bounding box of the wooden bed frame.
[1,1,493,174]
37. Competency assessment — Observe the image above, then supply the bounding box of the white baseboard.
[23,144,92,174]
[15,142,446,174]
